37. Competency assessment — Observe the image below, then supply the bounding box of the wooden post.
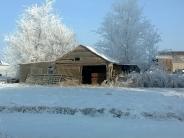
[79,65,82,85]
[107,63,113,81]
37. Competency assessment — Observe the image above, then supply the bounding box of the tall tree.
[97,0,161,68]
[4,0,77,65]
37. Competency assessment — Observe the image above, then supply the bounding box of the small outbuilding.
[20,45,140,85]
[55,45,122,85]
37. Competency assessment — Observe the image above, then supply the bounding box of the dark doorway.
[82,65,106,85]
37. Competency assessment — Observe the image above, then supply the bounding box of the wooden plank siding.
[56,65,81,79]
[20,62,54,82]
[56,46,108,65]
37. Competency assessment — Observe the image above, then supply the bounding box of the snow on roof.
[81,45,120,64]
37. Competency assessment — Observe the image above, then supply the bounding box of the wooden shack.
[55,45,121,85]
[20,45,139,85]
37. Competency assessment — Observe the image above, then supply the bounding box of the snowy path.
[0,84,184,138]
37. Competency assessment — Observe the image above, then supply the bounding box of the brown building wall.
[55,64,81,83]
[20,62,54,82]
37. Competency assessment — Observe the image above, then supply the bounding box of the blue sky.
[0,0,184,58]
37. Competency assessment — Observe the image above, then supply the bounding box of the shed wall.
[20,62,54,82]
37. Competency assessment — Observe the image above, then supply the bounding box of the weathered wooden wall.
[56,46,108,65]
[20,62,54,82]
[56,64,81,80]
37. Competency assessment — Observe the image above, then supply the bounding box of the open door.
[82,65,106,85]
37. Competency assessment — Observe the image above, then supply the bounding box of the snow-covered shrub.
[117,66,184,88]
[170,74,184,88]
[141,66,169,87]
[125,72,144,87]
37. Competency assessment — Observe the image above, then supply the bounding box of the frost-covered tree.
[4,0,77,65]
[97,0,161,68]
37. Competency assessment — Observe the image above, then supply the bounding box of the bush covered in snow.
[116,66,184,88]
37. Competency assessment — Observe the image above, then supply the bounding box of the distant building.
[0,61,9,76]
[156,51,184,73]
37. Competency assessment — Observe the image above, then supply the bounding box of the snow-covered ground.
[0,84,184,138]
[1,113,184,138]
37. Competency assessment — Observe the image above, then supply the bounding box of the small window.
[75,57,80,61]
